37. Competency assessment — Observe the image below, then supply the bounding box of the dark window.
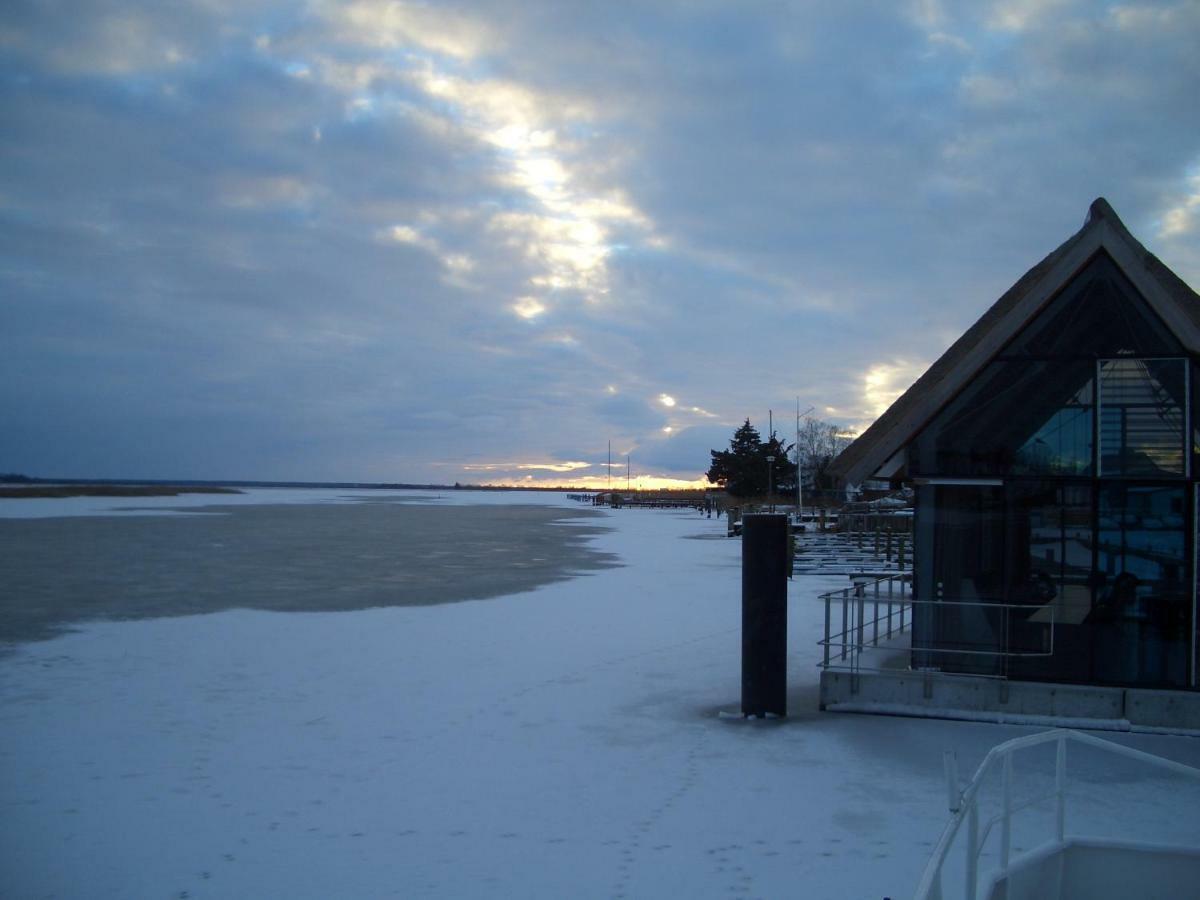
[915,481,1193,687]
[1091,484,1188,687]
[1003,483,1093,681]
[913,485,1006,675]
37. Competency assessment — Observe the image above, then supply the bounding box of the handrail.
[912,729,1200,900]
[818,578,1059,675]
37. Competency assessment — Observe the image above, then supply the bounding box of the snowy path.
[2,498,1198,899]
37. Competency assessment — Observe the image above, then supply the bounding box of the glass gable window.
[911,252,1189,480]
[1099,359,1187,478]
[1002,252,1182,359]
[911,360,1095,477]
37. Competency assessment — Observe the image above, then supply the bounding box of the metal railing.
[818,577,1058,677]
[913,729,1200,900]
[819,573,912,670]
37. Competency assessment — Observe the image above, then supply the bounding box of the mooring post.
[742,514,788,718]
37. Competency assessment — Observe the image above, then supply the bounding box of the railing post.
[823,593,831,669]
[840,588,849,661]
[887,578,894,639]
[943,751,960,812]
[1056,736,1066,843]
[966,802,979,900]
[872,583,879,647]
[1000,752,1013,872]
[855,584,865,669]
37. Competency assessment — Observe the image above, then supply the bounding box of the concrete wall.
[820,670,1200,732]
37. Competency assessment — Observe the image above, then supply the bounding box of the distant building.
[826,199,1200,722]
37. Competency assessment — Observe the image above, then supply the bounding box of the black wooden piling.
[742,514,787,718]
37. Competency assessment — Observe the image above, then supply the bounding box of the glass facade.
[910,251,1196,690]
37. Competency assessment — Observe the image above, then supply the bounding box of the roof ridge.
[1086,196,1117,225]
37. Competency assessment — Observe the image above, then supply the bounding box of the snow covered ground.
[2,491,1198,899]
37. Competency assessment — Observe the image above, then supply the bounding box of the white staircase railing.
[913,729,1200,900]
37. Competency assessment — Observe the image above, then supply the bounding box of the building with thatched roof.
[823,199,1200,726]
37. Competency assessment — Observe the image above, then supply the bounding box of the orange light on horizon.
[475,473,711,491]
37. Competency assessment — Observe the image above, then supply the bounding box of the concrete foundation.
[820,670,1200,733]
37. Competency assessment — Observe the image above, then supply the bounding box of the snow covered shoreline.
[2,492,1197,899]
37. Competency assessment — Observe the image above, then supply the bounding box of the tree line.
[705,417,853,499]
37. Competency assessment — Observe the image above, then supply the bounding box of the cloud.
[1157,164,1200,239]
[862,361,928,421]
[1,0,1197,484]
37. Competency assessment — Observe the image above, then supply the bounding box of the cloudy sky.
[3,1,1198,487]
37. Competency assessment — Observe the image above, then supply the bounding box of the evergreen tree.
[706,419,798,499]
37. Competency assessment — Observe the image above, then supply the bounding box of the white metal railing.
[817,578,1058,677]
[819,573,911,670]
[913,729,1200,900]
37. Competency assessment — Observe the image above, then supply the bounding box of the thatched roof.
[830,198,1200,487]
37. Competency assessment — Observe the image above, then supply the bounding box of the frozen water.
[1,491,1197,899]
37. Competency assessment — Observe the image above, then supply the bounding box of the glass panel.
[1004,483,1093,682]
[913,485,1006,675]
[1192,361,1200,477]
[1013,380,1093,476]
[1002,252,1182,359]
[1091,484,1188,687]
[1099,359,1186,477]
[911,360,1094,477]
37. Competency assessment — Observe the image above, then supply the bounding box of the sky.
[2,1,1199,488]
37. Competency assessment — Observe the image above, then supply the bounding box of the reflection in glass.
[1099,359,1186,477]
[1005,484,1093,681]
[914,486,1006,676]
[911,361,1094,477]
[1014,381,1093,476]
[1092,484,1188,686]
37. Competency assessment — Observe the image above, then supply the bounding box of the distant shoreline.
[0,476,714,495]
[0,485,244,499]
